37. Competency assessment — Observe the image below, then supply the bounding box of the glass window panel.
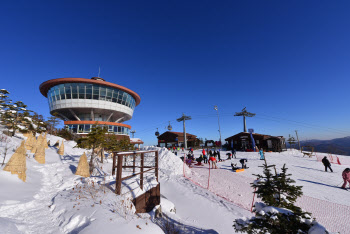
[71,84,78,93]
[100,87,106,96]
[122,93,127,101]
[72,124,77,133]
[112,90,119,98]
[78,84,85,99]
[93,86,99,95]
[55,89,60,101]
[118,126,121,133]
[86,85,92,99]
[78,125,84,133]
[84,124,91,133]
[114,126,118,132]
[79,92,85,99]
[107,89,112,97]
[65,85,71,99]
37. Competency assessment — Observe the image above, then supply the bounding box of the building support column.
[106,112,114,122]
[91,109,94,121]
[69,109,81,121]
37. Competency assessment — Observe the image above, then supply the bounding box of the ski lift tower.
[130,130,136,138]
[234,107,256,132]
[167,121,172,131]
[177,113,192,149]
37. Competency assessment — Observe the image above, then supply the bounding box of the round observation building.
[39,77,140,138]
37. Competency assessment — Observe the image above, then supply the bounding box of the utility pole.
[295,130,301,152]
[214,105,222,146]
[234,107,256,132]
[130,130,136,138]
[177,113,192,149]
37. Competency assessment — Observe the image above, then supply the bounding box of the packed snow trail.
[0,148,67,233]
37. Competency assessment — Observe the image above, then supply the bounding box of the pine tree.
[46,113,61,135]
[234,162,327,234]
[2,100,32,136]
[76,124,107,174]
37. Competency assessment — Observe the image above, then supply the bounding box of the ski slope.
[0,131,349,233]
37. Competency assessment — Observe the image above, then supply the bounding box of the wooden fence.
[112,150,159,195]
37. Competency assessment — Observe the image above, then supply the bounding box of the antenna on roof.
[98,66,101,77]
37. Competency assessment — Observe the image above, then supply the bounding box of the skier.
[232,149,236,159]
[209,155,218,169]
[217,150,222,162]
[182,147,184,152]
[239,158,248,169]
[226,152,232,160]
[259,149,265,160]
[322,156,333,172]
[341,168,350,190]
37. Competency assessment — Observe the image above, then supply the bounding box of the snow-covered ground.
[0,131,349,233]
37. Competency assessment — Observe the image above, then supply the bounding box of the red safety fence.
[182,154,350,233]
[182,154,255,211]
[315,153,350,165]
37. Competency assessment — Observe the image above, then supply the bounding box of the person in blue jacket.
[259,149,265,160]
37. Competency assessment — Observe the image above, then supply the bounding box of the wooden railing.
[112,150,159,195]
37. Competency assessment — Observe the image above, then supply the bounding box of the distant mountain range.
[289,136,350,156]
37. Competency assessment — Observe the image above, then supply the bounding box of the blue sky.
[1,1,350,145]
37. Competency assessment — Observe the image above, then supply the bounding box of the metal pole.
[295,130,301,152]
[243,116,247,132]
[214,105,222,146]
[183,114,187,149]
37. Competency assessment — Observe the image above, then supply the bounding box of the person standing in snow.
[341,168,350,190]
[322,156,333,172]
[232,149,236,159]
[217,150,222,162]
[209,155,218,169]
[259,149,265,160]
[202,149,208,163]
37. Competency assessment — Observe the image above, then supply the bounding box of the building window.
[48,83,136,110]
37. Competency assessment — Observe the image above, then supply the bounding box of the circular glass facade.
[66,124,130,135]
[47,83,136,110]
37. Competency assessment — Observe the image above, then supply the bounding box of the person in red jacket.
[341,168,350,190]
[208,156,217,169]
